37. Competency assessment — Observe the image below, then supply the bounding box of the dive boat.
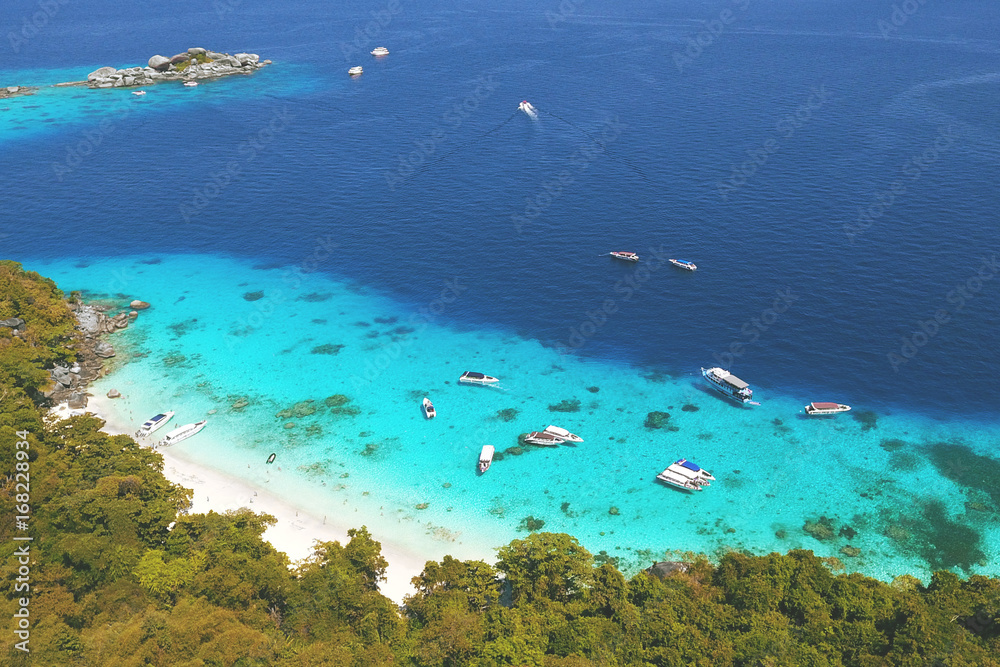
[543,425,583,442]
[478,445,494,473]
[371,46,389,56]
[183,81,198,87]
[459,371,499,385]
[348,66,363,76]
[135,411,174,438]
[668,459,715,483]
[422,397,436,419]
[524,431,564,446]
[610,251,639,262]
[804,402,851,415]
[656,467,703,492]
[669,259,697,271]
[157,420,207,447]
[701,367,759,405]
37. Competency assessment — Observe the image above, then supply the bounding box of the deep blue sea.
[2,0,999,581]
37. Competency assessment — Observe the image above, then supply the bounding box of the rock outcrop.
[130,300,150,310]
[87,47,271,89]
[0,85,38,99]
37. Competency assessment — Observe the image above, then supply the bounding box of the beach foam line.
[71,394,442,604]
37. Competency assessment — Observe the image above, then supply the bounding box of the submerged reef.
[548,399,581,413]
[852,410,878,431]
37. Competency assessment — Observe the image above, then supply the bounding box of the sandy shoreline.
[57,394,446,604]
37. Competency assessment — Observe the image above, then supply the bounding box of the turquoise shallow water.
[29,254,1000,580]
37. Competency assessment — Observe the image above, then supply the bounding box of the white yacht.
[666,459,714,484]
[524,431,564,446]
[422,397,436,419]
[348,66,363,76]
[135,411,174,439]
[371,47,389,56]
[701,367,758,405]
[543,425,583,442]
[157,420,207,447]
[669,259,697,271]
[656,467,704,492]
[478,445,494,473]
[804,402,851,415]
[459,371,499,385]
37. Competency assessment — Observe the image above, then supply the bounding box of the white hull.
[805,403,851,415]
[158,420,207,447]
[422,398,436,418]
[543,425,583,442]
[460,372,499,385]
[478,445,494,473]
[524,431,564,446]
[669,259,697,271]
[135,411,174,438]
[656,468,702,492]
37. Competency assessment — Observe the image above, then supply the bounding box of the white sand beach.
[56,394,449,604]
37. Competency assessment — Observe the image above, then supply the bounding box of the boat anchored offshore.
[656,466,704,492]
[131,90,146,96]
[183,81,198,87]
[157,420,207,447]
[348,66,363,75]
[669,259,697,271]
[701,367,759,405]
[668,459,715,483]
[543,425,583,442]
[524,431,564,446]
[371,46,389,56]
[805,402,851,415]
[610,251,639,262]
[459,371,499,385]
[135,411,174,439]
[479,445,495,473]
[422,397,436,419]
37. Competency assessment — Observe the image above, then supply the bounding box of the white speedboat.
[610,251,639,262]
[348,66,363,76]
[518,100,538,119]
[656,467,703,492]
[459,371,499,385]
[524,431,564,446]
[422,397,436,419]
[669,259,697,271]
[183,81,198,87]
[478,445,494,473]
[157,420,207,447]
[805,402,851,415]
[135,411,174,438]
[667,459,714,483]
[543,425,583,442]
[371,46,389,56]
[131,90,146,96]
[701,367,758,405]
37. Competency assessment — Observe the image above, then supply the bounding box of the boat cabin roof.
[810,402,840,409]
[718,370,748,389]
[677,459,703,473]
[463,371,485,378]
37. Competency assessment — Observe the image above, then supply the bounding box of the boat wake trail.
[537,106,653,184]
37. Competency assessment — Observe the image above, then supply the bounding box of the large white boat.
[348,66,363,76]
[524,431,564,446]
[669,258,697,271]
[459,371,499,385]
[667,459,714,484]
[543,425,583,442]
[610,251,639,262]
[157,420,207,447]
[478,445,494,473]
[804,402,851,415]
[371,46,389,56]
[656,467,704,492]
[422,397,436,419]
[701,367,758,405]
[135,411,174,439]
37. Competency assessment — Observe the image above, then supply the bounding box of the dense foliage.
[1,261,999,665]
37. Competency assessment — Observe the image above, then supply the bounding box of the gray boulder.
[51,366,73,387]
[206,51,227,60]
[0,317,25,328]
[94,341,116,358]
[87,66,117,82]
[148,55,171,70]
[169,53,190,64]
[76,308,102,334]
[67,392,88,409]
[107,389,121,398]
[188,47,207,55]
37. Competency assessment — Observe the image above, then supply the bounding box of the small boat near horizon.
[701,366,759,405]
[131,90,146,96]
[656,467,704,492]
[524,431,564,446]
[371,46,389,56]
[543,425,583,442]
[422,397,436,419]
[610,251,639,262]
[157,420,207,447]
[478,445,494,473]
[804,402,851,415]
[135,411,174,438]
[183,81,198,87]
[669,258,697,271]
[348,66,363,75]
[459,371,499,385]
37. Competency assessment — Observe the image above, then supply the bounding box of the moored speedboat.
[157,420,207,447]
[543,425,583,442]
[524,431,564,446]
[371,46,389,56]
[422,397,436,419]
[701,367,759,405]
[669,258,697,271]
[669,459,715,483]
[518,100,538,118]
[135,411,174,438]
[610,251,639,262]
[183,81,198,87]
[131,90,146,96]
[656,467,703,492]
[459,371,499,385]
[478,445,494,473]
[804,402,851,415]
[348,66,363,76]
